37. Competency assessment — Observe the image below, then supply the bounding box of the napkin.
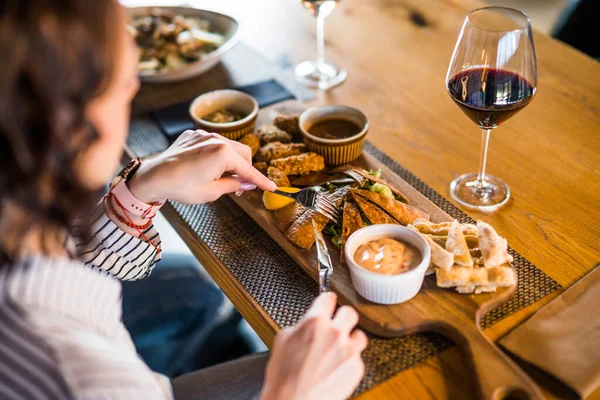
[151,79,295,141]
[499,264,600,399]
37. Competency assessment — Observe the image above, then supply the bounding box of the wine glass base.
[294,60,347,90]
[449,173,510,212]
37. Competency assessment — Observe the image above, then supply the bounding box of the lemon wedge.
[263,187,300,210]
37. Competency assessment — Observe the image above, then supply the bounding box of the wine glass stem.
[476,128,492,189]
[316,15,326,71]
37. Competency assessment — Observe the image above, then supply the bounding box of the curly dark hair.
[0,0,119,256]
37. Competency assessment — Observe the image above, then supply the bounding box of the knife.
[312,220,333,293]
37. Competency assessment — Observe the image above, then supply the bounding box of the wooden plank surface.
[129,0,600,398]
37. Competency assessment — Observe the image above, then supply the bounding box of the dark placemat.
[127,121,561,394]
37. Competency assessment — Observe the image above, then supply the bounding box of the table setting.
[125,1,600,398]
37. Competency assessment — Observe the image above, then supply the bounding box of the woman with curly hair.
[0,0,367,399]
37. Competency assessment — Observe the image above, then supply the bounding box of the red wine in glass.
[447,68,535,129]
[446,7,538,211]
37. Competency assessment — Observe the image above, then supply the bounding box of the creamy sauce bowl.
[344,225,431,305]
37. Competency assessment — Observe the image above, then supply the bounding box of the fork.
[274,188,343,225]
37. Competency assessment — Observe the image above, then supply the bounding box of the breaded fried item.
[352,188,430,225]
[256,142,306,163]
[286,188,347,250]
[350,168,409,204]
[436,264,516,293]
[257,125,292,145]
[446,220,474,267]
[273,114,301,137]
[270,153,325,176]
[253,162,268,175]
[351,192,397,225]
[238,133,260,157]
[267,167,291,188]
[477,220,513,268]
[341,198,363,263]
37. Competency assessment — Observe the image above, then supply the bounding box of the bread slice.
[446,220,474,267]
[407,225,454,271]
[477,220,513,268]
[436,264,516,293]
[412,218,478,236]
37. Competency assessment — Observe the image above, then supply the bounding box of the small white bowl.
[189,89,258,140]
[344,225,431,305]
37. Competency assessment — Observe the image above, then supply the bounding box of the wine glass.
[446,7,537,211]
[295,0,347,90]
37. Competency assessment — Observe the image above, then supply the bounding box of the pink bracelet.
[110,180,165,219]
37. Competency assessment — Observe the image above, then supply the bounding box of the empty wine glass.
[295,0,347,90]
[446,7,537,211]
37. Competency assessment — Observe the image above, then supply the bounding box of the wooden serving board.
[230,101,543,399]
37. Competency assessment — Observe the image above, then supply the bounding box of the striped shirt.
[0,213,172,399]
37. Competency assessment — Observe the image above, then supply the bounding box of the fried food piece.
[350,168,410,204]
[286,188,347,250]
[274,202,306,232]
[256,142,306,163]
[269,153,325,176]
[352,188,430,225]
[267,167,291,188]
[351,192,397,225]
[238,133,260,157]
[257,125,292,145]
[253,162,268,175]
[477,220,513,268]
[412,218,478,236]
[446,220,474,267]
[436,264,516,294]
[341,198,363,263]
[273,114,301,137]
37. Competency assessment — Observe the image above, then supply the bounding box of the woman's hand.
[127,130,276,204]
[261,293,367,400]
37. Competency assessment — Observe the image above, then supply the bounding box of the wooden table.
[130,0,600,398]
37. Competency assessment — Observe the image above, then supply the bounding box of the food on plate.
[270,153,325,176]
[262,187,300,211]
[409,218,517,294]
[354,238,421,275]
[436,265,516,294]
[348,168,409,204]
[446,220,474,267]
[130,9,226,74]
[267,167,291,188]
[351,188,430,225]
[408,226,454,271]
[341,198,363,263]
[308,119,362,140]
[203,108,245,123]
[253,162,268,174]
[239,133,260,156]
[286,188,347,250]
[256,142,306,163]
[477,220,513,268]
[412,218,477,236]
[257,125,292,145]
[274,203,305,232]
[351,192,398,225]
[273,114,301,137]
[292,172,354,187]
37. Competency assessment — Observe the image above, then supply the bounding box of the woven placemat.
[127,121,561,394]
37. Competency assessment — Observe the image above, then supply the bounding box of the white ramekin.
[344,225,431,305]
